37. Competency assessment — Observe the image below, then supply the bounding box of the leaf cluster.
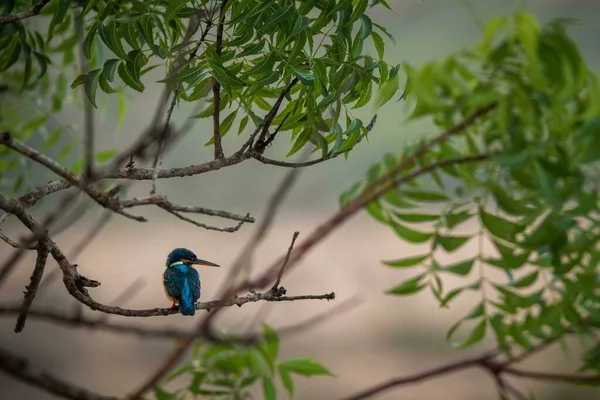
[153,325,332,400]
[343,12,600,373]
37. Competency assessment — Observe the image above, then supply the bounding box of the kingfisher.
[163,248,220,316]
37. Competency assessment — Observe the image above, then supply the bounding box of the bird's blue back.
[163,263,201,316]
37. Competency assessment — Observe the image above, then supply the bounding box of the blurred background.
[2,0,600,399]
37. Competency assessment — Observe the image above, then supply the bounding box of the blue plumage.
[163,248,219,316]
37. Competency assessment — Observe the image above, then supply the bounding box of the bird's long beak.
[192,258,220,267]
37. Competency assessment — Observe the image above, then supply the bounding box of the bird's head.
[166,248,220,268]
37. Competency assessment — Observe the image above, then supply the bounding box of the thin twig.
[14,244,49,333]
[271,231,299,291]
[120,195,254,223]
[160,207,248,232]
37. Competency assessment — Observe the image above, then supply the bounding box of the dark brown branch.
[211,0,228,160]
[14,244,49,333]
[0,0,51,25]
[0,344,117,400]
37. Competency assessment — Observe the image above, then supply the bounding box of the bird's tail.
[179,279,196,316]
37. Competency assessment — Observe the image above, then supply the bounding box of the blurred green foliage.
[345,11,600,385]
[152,325,331,400]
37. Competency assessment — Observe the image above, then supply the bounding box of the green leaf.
[480,209,522,241]
[94,150,116,163]
[278,365,294,397]
[261,4,294,31]
[533,162,561,209]
[442,259,475,276]
[365,201,387,223]
[401,189,448,202]
[278,358,333,377]
[394,212,439,223]
[154,387,178,400]
[118,61,145,92]
[511,270,539,288]
[383,254,428,268]
[386,273,427,295]
[102,59,120,82]
[97,21,129,60]
[262,324,279,362]
[165,0,190,23]
[83,69,101,108]
[375,74,399,107]
[465,302,485,320]
[390,220,432,243]
[454,319,487,348]
[437,235,471,252]
[262,377,276,400]
[293,68,315,85]
[371,30,385,60]
[445,211,474,228]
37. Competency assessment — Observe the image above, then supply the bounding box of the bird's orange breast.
[163,282,178,304]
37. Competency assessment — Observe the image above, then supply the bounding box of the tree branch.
[271,231,299,291]
[160,207,249,232]
[0,344,117,400]
[120,195,254,223]
[0,0,52,25]
[14,244,49,333]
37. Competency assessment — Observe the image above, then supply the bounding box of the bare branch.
[161,207,249,232]
[14,244,49,332]
[271,231,299,291]
[0,0,51,25]
[120,195,254,223]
